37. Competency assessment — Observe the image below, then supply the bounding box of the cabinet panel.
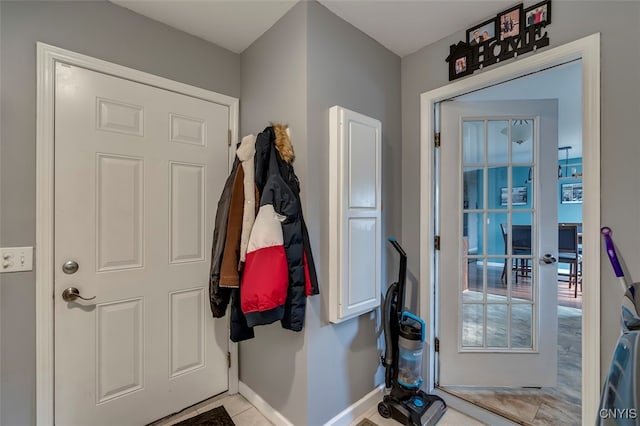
[329,106,381,323]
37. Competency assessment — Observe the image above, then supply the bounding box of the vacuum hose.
[383,282,398,388]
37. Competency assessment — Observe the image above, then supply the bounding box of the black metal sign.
[446,1,551,81]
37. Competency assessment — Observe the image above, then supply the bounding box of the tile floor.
[352,403,485,426]
[152,392,484,426]
[151,393,271,426]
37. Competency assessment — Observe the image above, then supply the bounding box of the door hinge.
[434,132,441,148]
[434,337,440,353]
[434,235,440,251]
[227,351,231,369]
[228,129,232,147]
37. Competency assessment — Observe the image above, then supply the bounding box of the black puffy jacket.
[254,125,319,332]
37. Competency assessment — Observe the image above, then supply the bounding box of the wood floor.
[445,264,582,425]
[466,262,582,309]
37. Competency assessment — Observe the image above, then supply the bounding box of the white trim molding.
[420,34,601,425]
[324,385,385,426]
[35,42,239,426]
[238,382,295,426]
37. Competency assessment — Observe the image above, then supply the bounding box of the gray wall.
[238,3,310,426]
[0,2,240,424]
[401,1,640,384]
[305,2,401,425]
[239,2,401,424]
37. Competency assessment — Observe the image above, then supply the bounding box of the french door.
[438,100,558,387]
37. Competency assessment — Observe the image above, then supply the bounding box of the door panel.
[96,154,144,271]
[439,100,558,387]
[54,63,229,425]
[169,162,206,263]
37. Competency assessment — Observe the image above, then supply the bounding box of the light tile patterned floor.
[153,394,272,426]
[351,403,486,426]
[153,392,482,426]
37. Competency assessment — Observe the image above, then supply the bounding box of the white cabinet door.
[329,106,382,323]
[54,63,230,425]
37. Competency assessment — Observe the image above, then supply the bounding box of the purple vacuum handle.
[602,227,625,278]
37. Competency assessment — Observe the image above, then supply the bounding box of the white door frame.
[420,34,600,424]
[35,42,239,426]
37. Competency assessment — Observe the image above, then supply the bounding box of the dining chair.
[512,225,532,284]
[500,224,532,285]
[558,224,582,297]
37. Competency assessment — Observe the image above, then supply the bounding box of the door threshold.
[438,385,582,426]
[438,386,526,425]
[434,387,520,425]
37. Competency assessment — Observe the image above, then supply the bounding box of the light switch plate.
[1,247,33,273]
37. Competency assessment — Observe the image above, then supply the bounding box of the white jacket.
[236,134,257,263]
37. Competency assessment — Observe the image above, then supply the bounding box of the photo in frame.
[498,4,523,40]
[561,182,582,204]
[524,0,551,27]
[500,186,527,206]
[466,17,496,46]
[454,56,467,75]
[447,46,473,80]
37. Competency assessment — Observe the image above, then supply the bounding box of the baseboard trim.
[238,381,294,426]
[324,384,385,426]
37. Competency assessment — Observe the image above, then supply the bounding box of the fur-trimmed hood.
[272,123,294,163]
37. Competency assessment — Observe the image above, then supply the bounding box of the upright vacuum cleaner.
[600,227,640,425]
[378,238,447,426]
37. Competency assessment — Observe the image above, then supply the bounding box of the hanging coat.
[249,124,319,332]
[208,158,241,317]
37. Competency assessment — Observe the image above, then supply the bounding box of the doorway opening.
[35,43,240,425]
[437,61,583,425]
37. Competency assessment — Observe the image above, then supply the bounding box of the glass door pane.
[461,118,537,351]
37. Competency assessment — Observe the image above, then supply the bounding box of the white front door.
[54,63,230,425]
[438,100,558,387]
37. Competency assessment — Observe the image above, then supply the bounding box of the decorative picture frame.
[466,17,497,46]
[447,45,473,81]
[561,182,582,204]
[500,186,527,206]
[446,1,552,81]
[497,4,523,41]
[524,0,551,28]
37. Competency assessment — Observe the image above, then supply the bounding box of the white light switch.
[0,247,33,273]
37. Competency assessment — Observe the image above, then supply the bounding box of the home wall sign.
[446,0,551,81]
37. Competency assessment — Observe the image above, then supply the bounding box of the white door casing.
[438,100,558,387]
[36,43,239,426]
[419,34,600,424]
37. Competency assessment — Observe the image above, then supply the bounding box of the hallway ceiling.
[110,0,516,57]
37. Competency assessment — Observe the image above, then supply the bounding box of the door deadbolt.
[62,260,79,274]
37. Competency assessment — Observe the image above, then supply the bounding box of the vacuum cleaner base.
[378,391,446,426]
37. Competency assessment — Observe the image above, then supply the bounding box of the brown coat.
[219,165,245,288]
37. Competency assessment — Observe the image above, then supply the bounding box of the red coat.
[241,203,289,326]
